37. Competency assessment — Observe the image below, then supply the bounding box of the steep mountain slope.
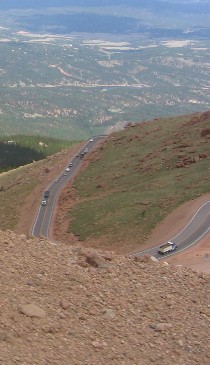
[0,229,209,365]
[53,110,210,253]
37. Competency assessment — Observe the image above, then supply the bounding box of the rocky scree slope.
[0,230,210,365]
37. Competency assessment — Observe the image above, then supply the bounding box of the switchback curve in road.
[131,201,210,260]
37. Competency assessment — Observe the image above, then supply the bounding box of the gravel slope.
[0,230,210,365]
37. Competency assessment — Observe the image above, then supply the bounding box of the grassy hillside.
[67,110,210,248]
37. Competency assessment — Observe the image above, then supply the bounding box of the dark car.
[44,190,50,199]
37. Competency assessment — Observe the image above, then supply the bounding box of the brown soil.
[167,234,210,274]
[0,230,210,365]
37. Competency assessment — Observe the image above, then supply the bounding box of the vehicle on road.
[55,178,59,183]
[68,162,73,167]
[44,191,50,198]
[80,152,85,158]
[89,138,93,142]
[65,167,70,172]
[41,199,47,206]
[158,241,177,255]
[84,148,88,154]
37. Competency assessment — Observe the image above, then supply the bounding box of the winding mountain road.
[32,136,105,237]
[131,201,210,259]
[32,136,210,260]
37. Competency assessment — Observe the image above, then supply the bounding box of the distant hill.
[3,0,210,36]
[2,0,210,12]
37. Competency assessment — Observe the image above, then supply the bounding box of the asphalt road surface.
[32,137,210,260]
[32,136,105,238]
[131,201,210,260]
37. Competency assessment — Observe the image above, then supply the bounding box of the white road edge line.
[130,200,210,257]
[170,200,210,241]
[159,224,210,259]
[46,158,84,237]
[31,205,41,236]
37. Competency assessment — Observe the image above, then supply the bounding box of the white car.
[158,242,177,255]
[89,138,93,142]
[65,167,70,172]
[41,199,47,206]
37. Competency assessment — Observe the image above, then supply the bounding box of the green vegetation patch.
[70,190,163,242]
[0,135,78,172]
[69,111,210,246]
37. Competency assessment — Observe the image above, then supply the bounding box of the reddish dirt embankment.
[145,194,210,274]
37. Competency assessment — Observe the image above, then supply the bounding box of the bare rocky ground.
[0,229,210,365]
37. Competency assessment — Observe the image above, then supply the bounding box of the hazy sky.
[0,0,209,10]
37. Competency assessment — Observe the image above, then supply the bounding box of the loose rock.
[18,304,46,319]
